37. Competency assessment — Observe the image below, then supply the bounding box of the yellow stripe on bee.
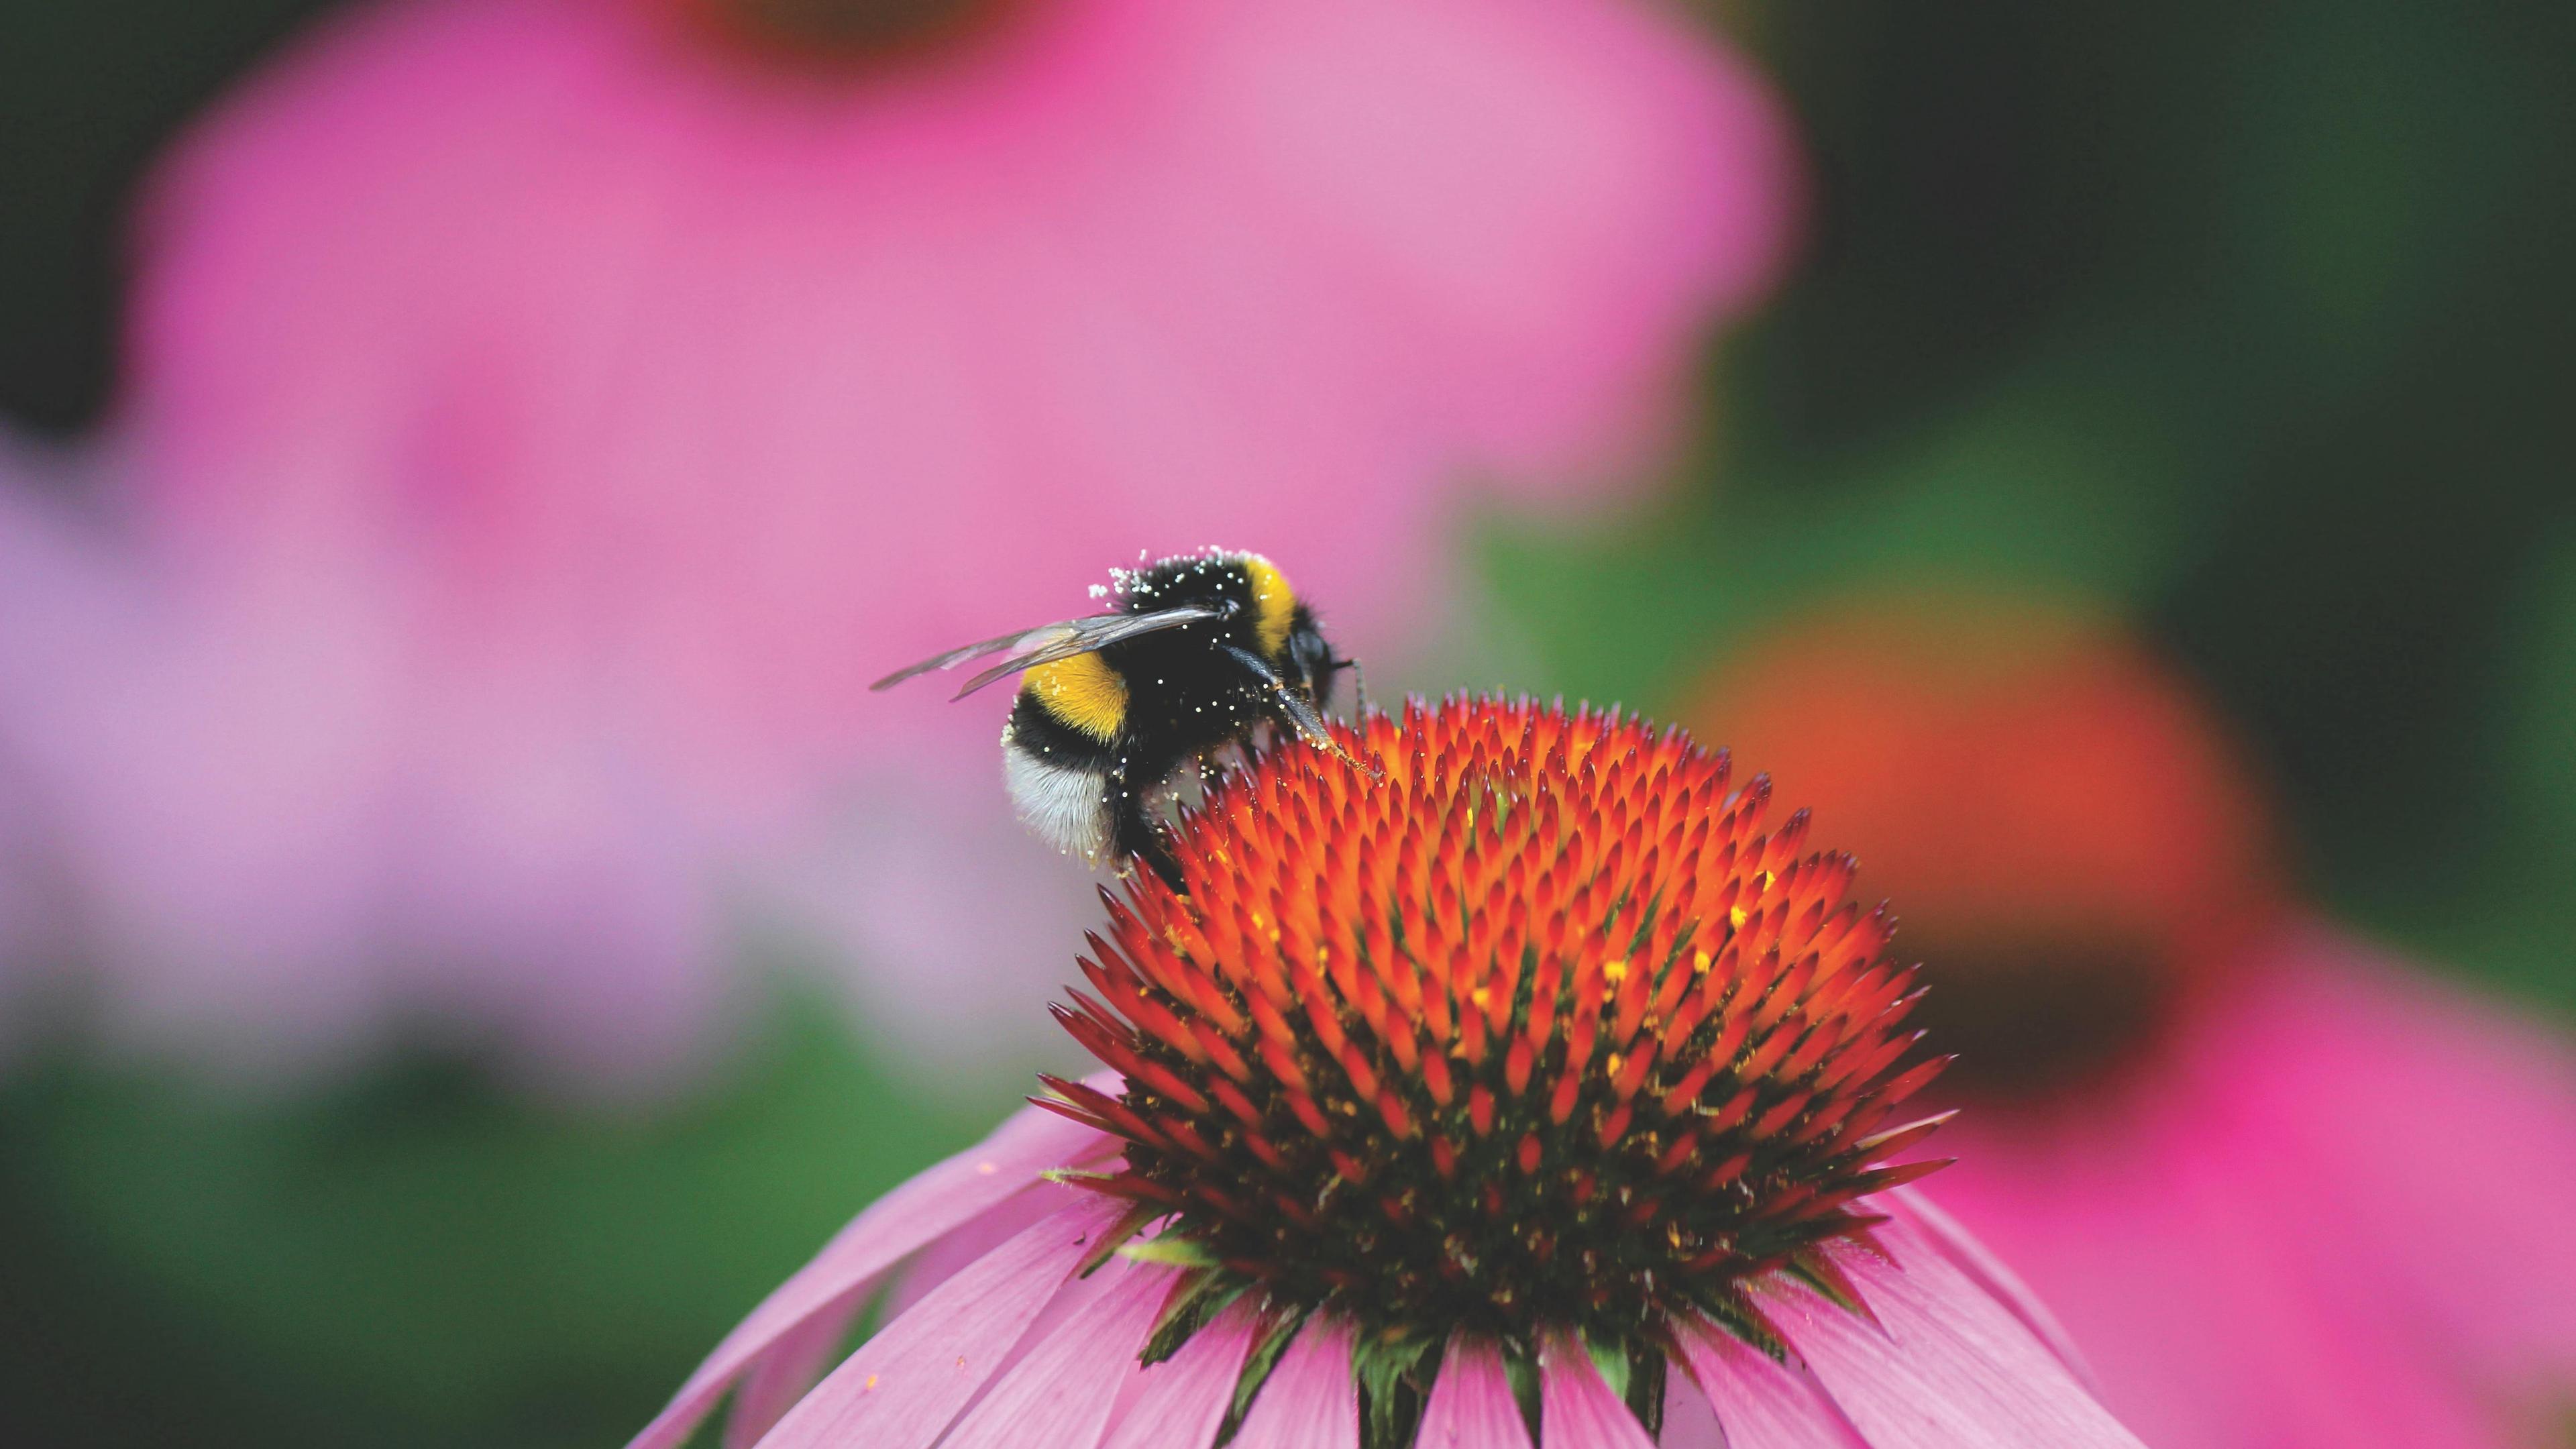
[1023,652,1127,743]
[1242,555,1295,657]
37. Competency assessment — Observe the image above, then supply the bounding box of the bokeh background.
[2,0,2570,1445]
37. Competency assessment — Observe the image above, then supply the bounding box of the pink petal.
[1097,1300,1259,1449]
[1536,1330,1656,1449]
[1655,1369,1730,1449]
[1772,1217,2145,1449]
[1937,1093,2507,1449]
[879,1171,1097,1323]
[1888,1187,2098,1390]
[749,1195,1122,1449]
[1230,1316,1358,1449]
[629,1095,1116,1449]
[1669,1317,1867,1449]
[723,1298,867,1449]
[937,1258,1175,1449]
[2239,932,2576,1376]
[1415,1336,1532,1449]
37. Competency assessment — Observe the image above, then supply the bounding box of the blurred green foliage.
[1,0,2570,1445]
[0,0,344,433]
[1,993,987,1446]
[1482,0,2576,1013]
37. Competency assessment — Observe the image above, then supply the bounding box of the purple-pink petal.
[722,1296,867,1449]
[1939,1091,2510,1448]
[1536,1330,1656,1449]
[2233,934,2576,1379]
[1669,1317,1868,1449]
[629,1096,1116,1449]
[935,1258,1175,1449]
[1097,1301,1260,1449]
[1229,1316,1359,1449]
[1415,1336,1532,1449]
[746,1195,1120,1449]
[1654,1371,1730,1449]
[1771,1217,2145,1449]
[1887,1187,2097,1390]
[1926,924,2576,1448]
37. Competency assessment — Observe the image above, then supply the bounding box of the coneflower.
[632,698,2142,1448]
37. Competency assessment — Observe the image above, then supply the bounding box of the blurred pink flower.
[1929,926,2576,1449]
[0,432,97,1057]
[1686,592,2576,1448]
[0,0,1797,1086]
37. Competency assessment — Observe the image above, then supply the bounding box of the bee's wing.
[945,604,1228,700]
[870,624,1073,693]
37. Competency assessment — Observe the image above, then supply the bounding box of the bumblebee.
[872,549,1350,889]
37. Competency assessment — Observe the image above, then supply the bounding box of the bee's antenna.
[1329,658,1385,782]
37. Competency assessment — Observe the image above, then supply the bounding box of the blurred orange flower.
[1685,591,2576,1449]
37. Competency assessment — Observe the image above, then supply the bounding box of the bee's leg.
[1107,767,1187,894]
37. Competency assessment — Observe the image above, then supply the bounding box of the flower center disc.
[1044,698,1948,1356]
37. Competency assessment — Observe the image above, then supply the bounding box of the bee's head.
[1139,549,1347,711]
[1282,607,1345,709]
[1221,552,1341,708]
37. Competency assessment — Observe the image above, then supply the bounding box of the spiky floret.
[1037,697,1951,1378]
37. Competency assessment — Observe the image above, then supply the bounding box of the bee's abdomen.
[1003,692,1120,864]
